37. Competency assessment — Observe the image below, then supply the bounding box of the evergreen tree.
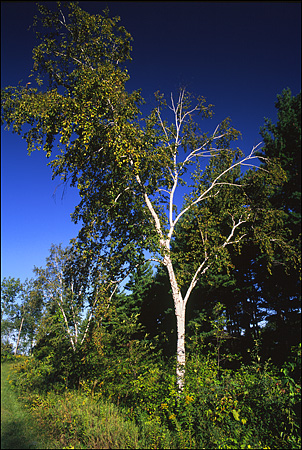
[257,89,301,364]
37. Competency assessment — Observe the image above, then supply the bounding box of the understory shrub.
[1,341,15,362]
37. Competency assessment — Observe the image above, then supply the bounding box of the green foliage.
[79,293,163,404]
[158,347,301,449]
[2,1,297,393]
[1,277,44,355]
[1,342,14,363]
[1,277,23,346]
[1,361,55,449]
[8,355,56,394]
[5,364,142,449]
[24,391,142,449]
[7,336,301,449]
[259,88,301,226]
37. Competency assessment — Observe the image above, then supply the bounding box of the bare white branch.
[183,258,210,306]
[173,144,263,231]
[222,214,249,248]
[114,187,131,203]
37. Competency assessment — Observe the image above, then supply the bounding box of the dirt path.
[1,363,50,449]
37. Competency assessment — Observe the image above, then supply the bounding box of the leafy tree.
[260,88,301,230]
[1,277,43,355]
[1,2,289,390]
[33,243,114,353]
[124,261,154,313]
[1,277,23,351]
[17,277,44,355]
[186,89,301,365]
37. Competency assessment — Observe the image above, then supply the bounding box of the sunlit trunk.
[176,305,186,391]
[165,256,186,391]
[14,316,24,356]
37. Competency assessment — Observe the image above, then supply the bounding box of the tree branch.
[183,258,210,306]
[173,144,263,230]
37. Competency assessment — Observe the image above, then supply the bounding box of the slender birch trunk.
[14,316,24,356]
[175,304,186,391]
[132,96,258,390]
[165,255,186,390]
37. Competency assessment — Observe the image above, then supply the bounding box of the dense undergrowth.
[2,340,301,449]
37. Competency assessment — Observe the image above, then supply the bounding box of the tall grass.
[19,388,177,449]
[3,360,174,449]
[1,362,53,449]
[24,390,143,449]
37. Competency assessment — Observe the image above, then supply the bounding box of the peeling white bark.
[164,255,186,391]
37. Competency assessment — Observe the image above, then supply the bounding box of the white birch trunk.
[14,316,24,356]
[165,256,186,391]
[175,303,186,391]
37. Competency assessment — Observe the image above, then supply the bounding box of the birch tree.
[1,2,288,389]
[1,277,23,352]
[124,90,287,390]
[1,277,43,355]
[73,89,287,390]
[33,243,120,353]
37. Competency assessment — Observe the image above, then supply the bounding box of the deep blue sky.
[1,1,301,284]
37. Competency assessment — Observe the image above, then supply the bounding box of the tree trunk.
[14,316,24,356]
[165,256,186,391]
[176,305,186,391]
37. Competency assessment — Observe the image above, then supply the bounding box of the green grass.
[2,361,165,449]
[26,389,143,449]
[1,362,54,449]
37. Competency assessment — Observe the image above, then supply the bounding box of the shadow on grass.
[1,362,57,450]
[1,416,39,450]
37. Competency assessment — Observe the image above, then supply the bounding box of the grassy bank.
[1,361,166,449]
[1,362,54,449]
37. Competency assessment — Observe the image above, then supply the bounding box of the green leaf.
[232,409,240,421]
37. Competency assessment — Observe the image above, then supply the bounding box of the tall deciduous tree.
[1,277,23,351]
[1,2,289,389]
[1,277,43,355]
[33,243,119,353]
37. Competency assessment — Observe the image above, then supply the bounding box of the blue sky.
[1,1,301,284]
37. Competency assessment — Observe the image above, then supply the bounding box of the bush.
[1,341,14,362]
[163,346,302,449]
[8,355,57,394]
